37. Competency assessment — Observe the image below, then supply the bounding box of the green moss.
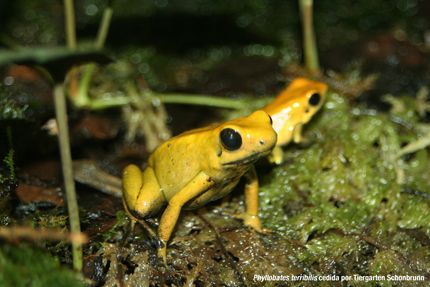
[99,211,129,243]
[299,232,358,263]
[0,245,84,287]
[259,92,430,275]
[397,195,430,232]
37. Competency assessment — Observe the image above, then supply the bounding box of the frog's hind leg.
[122,164,165,238]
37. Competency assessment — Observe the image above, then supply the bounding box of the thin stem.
[54,84,82,271]
[75,64,96,107]
[95,7,113,49]
[299,0,320,75]
[86,93,245,110]
[64,0,77,49]
[155,93,245,109]
[73,7,112,108]
[86,96,131,110]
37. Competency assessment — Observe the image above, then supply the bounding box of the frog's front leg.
[293,123,303,143]
[236,166,266,232]
[158,171,214,262]
[267,146,284,165]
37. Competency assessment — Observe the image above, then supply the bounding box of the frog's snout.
[256,127,277,152]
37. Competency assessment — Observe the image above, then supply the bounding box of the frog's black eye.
[220,128,242,151]
[309,93,321,106]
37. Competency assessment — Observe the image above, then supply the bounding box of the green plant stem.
[299,0,320,75]
[64,0,77,49]
[156,93,245,109]
[73,7,113,108]
[85,92,246,110]
[86,96,130,110]
[54,84,82,271]
[95,7,113,49]
[75,64,96,107]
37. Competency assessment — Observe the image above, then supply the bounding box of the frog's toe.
[256,227,273,234]
[231,213,269,233]
[148,235,164,249]
[157,246,167,264]
[268,155,283,165]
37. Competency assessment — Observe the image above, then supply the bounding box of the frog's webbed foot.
[123,201,162,247]
[267,146,284,165]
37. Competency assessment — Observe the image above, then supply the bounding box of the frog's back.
[263,78,327,115]
[148,127,214,199]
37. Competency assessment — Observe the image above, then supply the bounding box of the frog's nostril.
[259,139,265,145]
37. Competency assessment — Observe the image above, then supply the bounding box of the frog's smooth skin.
[262,78,328,164]
[122,110,277,262]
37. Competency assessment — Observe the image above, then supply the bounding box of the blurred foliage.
[1,0,427,91]
[0,88,28,120]
[0,47,108,67]
[0,245,84,287]
[0,126,15,212]
[2,0,426,49]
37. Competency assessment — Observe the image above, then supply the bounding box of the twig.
[0,226,88,244]
[54,84,83,271]
[73,160,122,198]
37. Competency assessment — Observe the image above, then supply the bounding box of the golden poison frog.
[122,110,277,261]
[262,78,328,164]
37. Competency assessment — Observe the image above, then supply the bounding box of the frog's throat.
[222,150,270,167]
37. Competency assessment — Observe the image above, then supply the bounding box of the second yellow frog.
[262,77,328,164]
[122,110,277,262]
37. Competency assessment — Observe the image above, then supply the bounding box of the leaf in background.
[0,47,111,82]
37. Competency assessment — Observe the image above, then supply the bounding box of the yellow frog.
[262,78,328,164]
[122,110,277,261]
